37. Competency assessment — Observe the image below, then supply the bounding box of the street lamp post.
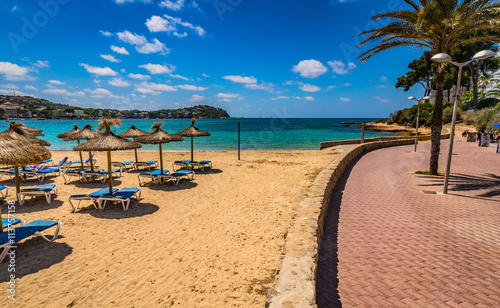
[408,96,431,152]
[431,49,496,194]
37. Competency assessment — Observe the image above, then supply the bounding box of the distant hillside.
[0,95,230,119]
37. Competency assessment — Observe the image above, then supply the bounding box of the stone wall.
[266,135,450,308]
[319,134,433,150]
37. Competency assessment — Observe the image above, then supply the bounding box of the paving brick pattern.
[316,138,500,307]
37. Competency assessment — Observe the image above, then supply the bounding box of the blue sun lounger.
[18,184,58,206]
[68,188,118,211]
[158,170,195,185]
[21,167,61,182]
[0,220,62,262]
[2,217,25,230]
[138,169,169,185]
[173,160,212,171]
[97,188,142,211]
[112,161,134,172]
[133,160,159,171]
[61,169,86,184]
[0,186,8,198]
[0,170,17,181]
[67,154,97,169]
[82,169,122,183]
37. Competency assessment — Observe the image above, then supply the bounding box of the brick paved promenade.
[316,138,500,307]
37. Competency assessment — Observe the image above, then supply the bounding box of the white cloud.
[0,90,33,96]
[188,95,207,102]
[111,45,129,55]
[89,88,113,97]
[159,0,185,10]
[169,74,189,80]
[342,82,352,87]
[109,77,131,87]
[223,75,257,84]
[100,54,121,63]
[202,73,211,78]
[304,96,315,101]
[373,96,391,103]
[24,85,38,91]
[0,83,19,90]
[48,80,66,85]
[326,85,337,90]
[292,60,328,78]
[245,82,274,92]
[10,5,18,12]
[114,0,151,4]
[33,60,49,68]
[128,73,151,80]
[136,38,170,55]
[271,96,289,100]
[299,84,321,92]
[327,60,356,74]
[340,97,352,102]
[43,88,86,97]
[136,81,177,92]
[79,63,118,76]
[135,88,161,95]
[139,63,175,74]
[117,31,170,55]
[216,93,242,102]
[100,30,113,36]
[146,15,206,37]
[0,62,29,79]
[177,84,207,91]
[379,76,388,82]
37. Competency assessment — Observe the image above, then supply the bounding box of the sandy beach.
[0,149,336,307]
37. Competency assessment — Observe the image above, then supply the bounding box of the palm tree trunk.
[429,66,446,175]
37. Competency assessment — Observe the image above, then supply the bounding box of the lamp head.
[431,53,452,63]
[473,49,496,61]
[423,96,431,100]
[408,96,416,100]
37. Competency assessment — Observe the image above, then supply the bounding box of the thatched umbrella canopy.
[57,124,85,169]
[74,119,141,194]
[64,124,100,170]
[0,135,51,217]
[135,122,183,174]
[7,121,44,137]
[174,118,210,162]
[0,122,50,147]
[118,125,149,163]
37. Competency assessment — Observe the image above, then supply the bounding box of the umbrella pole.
[78,140,84,169]
[159,144,164,174]
[89,151,94,171]
[134,137,139,163]
[191,137,194,162]
[107,151,113,195]
[15,166,20,202]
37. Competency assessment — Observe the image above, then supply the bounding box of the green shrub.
[373,118,385,123]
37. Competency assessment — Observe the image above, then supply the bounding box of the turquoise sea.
[1,118,397,151]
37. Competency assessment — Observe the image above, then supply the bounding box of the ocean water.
[0,118,397,151]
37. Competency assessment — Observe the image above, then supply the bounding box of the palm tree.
[358,0,500,175]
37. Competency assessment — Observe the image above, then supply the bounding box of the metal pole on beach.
[238,122,241,160]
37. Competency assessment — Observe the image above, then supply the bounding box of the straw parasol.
[174,118,210,162]
[118,125,148,163]
[135,122,183,175]
[65,124,100,171]
[74,119,141,194]
[57,124,85,169]
[10,121,44,136]
[0,135,51,217]
[0,122,50,147]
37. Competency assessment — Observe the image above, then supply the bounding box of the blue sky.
[0,0,426,118]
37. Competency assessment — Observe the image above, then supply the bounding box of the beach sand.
[0,149,337,307]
